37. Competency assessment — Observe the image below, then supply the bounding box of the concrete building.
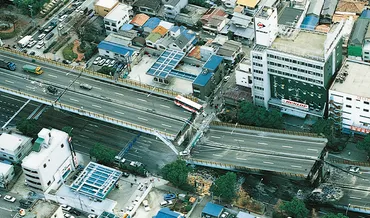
[97,40,138,60]
[348,18,369,59]
[200,8,228,33]
[201,202,223,218]
[0,162,14,188]
[192,55,224,100]
[94,0,119,17]
[220,12,255,46]
[235,57,252,88]
[0,133,32,163]
[216,40,243,64]
[21,128,77,192]
[163,0,188,19]
[363,28,370,62]
[154,207,184,218]
[104,3,133,34]
[132,0,162,16]
[329,59,370,135]
[251,6,343,118]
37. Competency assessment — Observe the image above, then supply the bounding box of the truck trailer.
[18,35,33,48]
[0,60,16,71]
[22,65,43,75]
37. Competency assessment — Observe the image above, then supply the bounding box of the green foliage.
[180,8,190,13]
[79,41,97,61]
[78,24,100,43]
[210,172,237,203]
[184,204,192,212]
[98,66,115,75]
[162,159,193,188]
[62,43,77,61]
[357,134,370,155]
[120,164,148,177]
[61,126,73,137]
[227,31,234,40]
[322,213,348,218]
[311,118,335,145]
[16,118,41,138]
[13,0,49,16]
[279,198,309,218]
[90,144,116,166]
[43,41,57,53]
[52,36,71,53]
[237,101,283,129]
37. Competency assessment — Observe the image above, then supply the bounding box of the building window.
[346,97,352,101]
[3,154,6,157]
[365,101,369,105]
[43,164,47,168]
[9,157,13,160]
[25,174,39,179]
[364,109,369,112]
[112,23,116,27]
[47,181,51,186]
[61,144,64,148]
[17,153,22,158]
[346,105,352,108]
[113,29,117,32]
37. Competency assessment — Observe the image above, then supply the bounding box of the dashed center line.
[349,196,362,200]
[114,92,125,96]
[94,87,102,90]
[307,148,318,152]
[213,154,222,157]
[137,117,148,121]
[263,161,274,165]
[258,142,268,145]
[237,157,247,160]
[137,98,147,102]
[70,98,79,102]
[48,74,57,78]
[211,136,221,139]
[160,104,170,108]
[79,135,89,138]
[92,104,101,108]
[5,80,14,84]
[114,111,125,115]
[162,124,172,128]
[291,165,302,168]
[282,146,293,149]
[234,139,244,142]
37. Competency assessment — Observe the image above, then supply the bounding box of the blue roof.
[202,202,223,217]
[203,55,223,71]
[98,41,135,57]
[143,17,161,29]
[361,10,370,19]
[147,49,185,79]
[154,208,183,218]
[300,15,319,30]
[120,23,134,31]
[170,26,180,32]
[193,70,213,87]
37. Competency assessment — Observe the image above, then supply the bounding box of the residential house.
[0,132,33,163]
[142,17,161,37]
[94,0,119,17]
[319,0,339,24]
[200,8,228,33]
[220,12,254,45]
[146,32,163,48]
[153,207,184,218]
[130,13,150,29]
[224,0,237,8]
[216,40,243,64]
[163,0,188,19]
[98,40,137,60]
[174,4,207,27]
[104,3,133,34]
[133,0,162,16]
[348,18,369,59]
[0,162,14,189]
[201,202,224,218]
[236,0,261,16]
[363,28,370,62]
[156,26,197,52]
[235,57,252,88]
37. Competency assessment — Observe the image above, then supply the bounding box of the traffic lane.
[206,130,323,158]
[328,165,370,191]
[0,191,24,216]
[192,145,316,175]
[337,187,370,208]
[0,93,39,125]
[74,77,192,121]
[59,91,184,135]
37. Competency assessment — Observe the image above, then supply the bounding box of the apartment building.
[235,57,252,88]
[329,59,370,135]
[104,3,133,34]
[22,128,77,192]
[0,133,32,163]
[250,6,343,118]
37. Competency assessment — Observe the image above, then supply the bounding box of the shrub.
[62,43,77,61]
[43,41,57,53]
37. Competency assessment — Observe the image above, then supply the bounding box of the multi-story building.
[104,3,133,34]
[235,57,252,88]
[0,162,14,188]
[22,128,77,192]
[329,59,370,135]
[250,6,343,118]
[163,0,188,19]
[0,133,32,163]
[94,0,119,17]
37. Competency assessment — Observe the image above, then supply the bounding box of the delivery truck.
[18,35,33,48]
[0,60,16,71]
[22,64,43,75]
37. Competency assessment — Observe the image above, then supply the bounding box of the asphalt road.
[0,192,24,218]
[36,108,178,173]
[0,53,192,135]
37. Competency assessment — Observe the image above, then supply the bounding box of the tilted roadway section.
[189,125,328,178]
[0,51,192,139]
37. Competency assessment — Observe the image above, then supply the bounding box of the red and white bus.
[174,95,203,114]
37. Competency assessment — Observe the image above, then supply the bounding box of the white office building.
[0,133,32,163]
[104,3,133,34]
[22,128,77,192]
[235,57,252,88]
[0,162,14,188]
[329,59,370,135]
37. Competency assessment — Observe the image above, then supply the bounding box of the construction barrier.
[328,158,370,167]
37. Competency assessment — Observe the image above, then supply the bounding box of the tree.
[161,159,192,188]
[322,213,348,218]
[13,0,49,16]
[311,118,335,145]
[97,66,115,75]
[90,144,116,166]
[61,126,74,137]
[279,198,309,218]
[16,118,41,138]
[210,172,237,203]
[357,134,370,156]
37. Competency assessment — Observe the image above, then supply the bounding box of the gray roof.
[163,0,181,7]
[278,7,304,26]
[349,18,370,46]
[133,0,161,10]
[217,40,242,57]
[320,0,338,17]
[174,34,190,49]
[231,12,252,28]
[307,0,325,16]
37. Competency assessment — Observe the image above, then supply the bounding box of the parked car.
[164,193,176,201]
[59,14,68,22]
[61,204,72,212]
[142,200,151,211]
[103,59,111,67]
[38,33,46,40]
[122,172,129,177]
[79,83,93,90]
[27,40,37,48]
[93,56,101,65]
[45,32,55,40]
[47,86,58,95]
[58,24,64,31]
[29,51,35,56]
[44,26,53,33]
[70,209,81,216]
[88,215,97,218]
[108,60,116,68]
[3,195,16,202]
[62,60,72,64]
[349,166,360,173]
[36,42,45,49]
[98,59,106,66]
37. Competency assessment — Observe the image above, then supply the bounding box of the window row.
[267,61,323,77]
[269,69,323,85]
[267,54,323,69]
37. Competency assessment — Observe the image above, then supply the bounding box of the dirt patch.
[0,25,14,33]
[73,40,84,62]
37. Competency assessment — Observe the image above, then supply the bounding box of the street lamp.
[346,203,351,215]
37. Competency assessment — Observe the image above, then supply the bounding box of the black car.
[70,209,81,216]
[47,86,58,95]
[45,32,54,40]
[122,172,130,177]
[62,59,72,64]
[29,51,35,56]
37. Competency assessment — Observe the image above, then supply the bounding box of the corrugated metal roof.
[130,14,150,27]
[278,7,303,26]
[143,17,161,30]
[361,9,370,19]
[349,18,370,46]
[300,15,319,30]
[307,0,324,16]
[154,208,184,218]
[146,32,162,43]
[120,23,134,31]
[201,202,223,217]
[152,26,168,36]
[97,41,135,56]
[193,70,213,87]
[321,0,338,16]
[204,55,223,71]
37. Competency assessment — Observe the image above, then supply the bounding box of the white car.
[36,42,44,49]
[58,24,64,30]
[349,166,360,173]
[88,215,97,218]
[98,59,106,66]
[37,34,46,40]
[103,59,111,67]
[61,205,72,212]
[93,56,101,65]
[59,15,68,22]
[143,200,151,211]
[3,195,16,202]
[27,40,37,48]
[108,60,116,68]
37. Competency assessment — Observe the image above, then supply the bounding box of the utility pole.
[28,5,35,27]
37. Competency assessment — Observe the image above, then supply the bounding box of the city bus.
[174,95,203,114]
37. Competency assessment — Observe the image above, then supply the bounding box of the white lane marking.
[258,142,268,145]
[291,165,302,168]
[94,87,102,90]
[307,148,318,152]
[213,154,222,157]
[137,117,148,121]
[263,161,274,165]
[92,104,101,108]
[234,139,244,142]
[26,86,35,89]
[282,146,293,149]
[114,92,125,96]
[114,111,125,115]
[88,124,99,128]
[211,136,221,139]
[48,74,57,78]
[162,124,172,128]
[5,80,14,84]
[237,157,247,160]
[70,98,79,102]
[84,129,93,133]
[79,135,89,138]
[349,196,362,200]
[160,104,170,108]
[137,98,147,102]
